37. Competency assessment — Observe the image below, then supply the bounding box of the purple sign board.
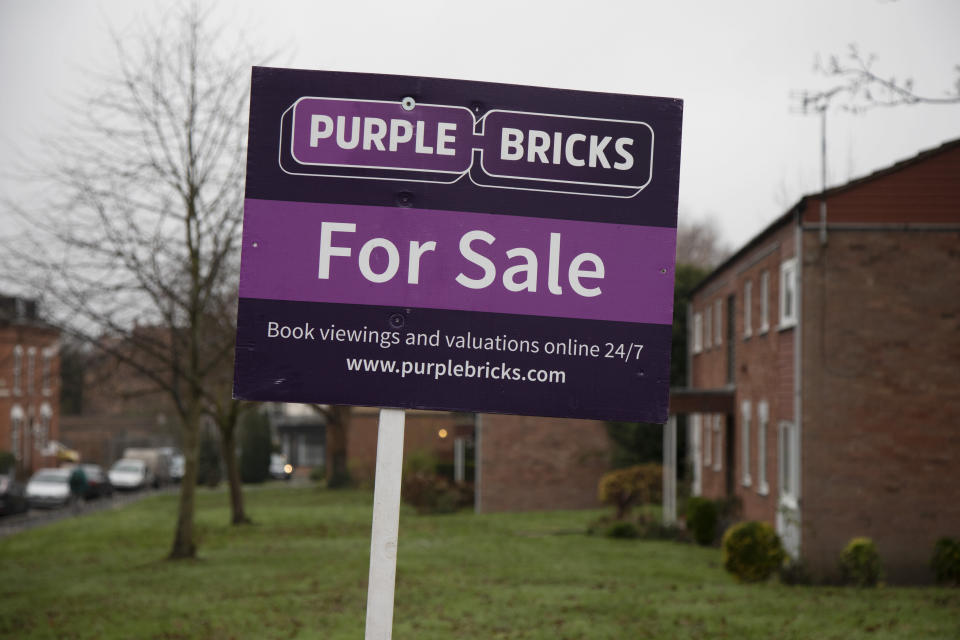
[235,67,683,423]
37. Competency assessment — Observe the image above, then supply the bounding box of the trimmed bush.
[402,471,463,514]
[722,521,785,583]
[840,537,883,587]
[239,411,272,484]
[196,431,222,488]
[597,463,662,520]
[685,496,719,546]
[605,521,640,539]
[931,537,960,586]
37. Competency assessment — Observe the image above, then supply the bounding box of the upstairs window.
[714,299,722,345]
[693,312,703,354]
[704,305,712,350]
[779,258,798,329]
[759,271,770,333]
[12,346,23,395]
[743,281,753,338]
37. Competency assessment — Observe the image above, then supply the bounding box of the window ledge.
[741,476,752,487]
[757,483,769,496]
[777,321,796,332]
[758,325,769,335]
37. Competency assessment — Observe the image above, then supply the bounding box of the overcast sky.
[1,0,958,249]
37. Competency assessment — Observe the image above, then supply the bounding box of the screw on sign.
[234,67,683,639]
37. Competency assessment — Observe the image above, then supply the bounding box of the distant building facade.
[684,139,960,582]
[0,295,61,475]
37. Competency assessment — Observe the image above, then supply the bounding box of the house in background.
[683,138,960,582]
[0,295,61,475]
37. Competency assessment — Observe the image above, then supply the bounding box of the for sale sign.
[234,68,682,423]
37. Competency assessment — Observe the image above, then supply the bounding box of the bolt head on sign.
[234,67,683,424]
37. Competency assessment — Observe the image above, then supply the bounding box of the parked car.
[169,454,185,483]
[108,458,150,491]
[121,448,169,488]
[0,468,29,516]
[269,453,293,480]
[79,464,113,500]
[25,468,72,509]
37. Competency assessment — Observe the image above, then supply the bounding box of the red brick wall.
[347,408,467,484]
[477,413,610,513]
[801,226,960,583]
[0,324,61,475]
[689,220,796,528]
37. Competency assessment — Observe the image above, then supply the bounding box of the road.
[0,486,177,539]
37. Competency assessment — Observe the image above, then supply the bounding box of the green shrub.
[931,537,960,586]
[840,537,883,587]
[239,411,272,484]
[597,463,662,520]
[779,557,812,586]
[722,521,785,583]
[402,450,438,480]
[401,471,464,514]
[605,521,640,539]
[0,451,15,474]
[686,496,719,546]
[196,431,222,488]
[309,465,326,483]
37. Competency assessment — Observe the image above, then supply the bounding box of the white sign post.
[364,408,406,640]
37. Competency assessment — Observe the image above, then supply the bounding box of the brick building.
[684,139,960,582]
[0,295,61,475]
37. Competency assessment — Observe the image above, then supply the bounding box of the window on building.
[13,346,23,395]
[691,414,702,496]
[27,347,36,395]
[10,405,24,461]
[743,281,753,338]
[779,421,798,502]
[713,415,723,472]
[703,417,712,467]
[741,400,752,486]
[714,299,722,346]
[42,349,53,395]
[757,401,769,495]
[779,258,798,329]
[759,271,770,333]
[693,312,703,354]
[704,305,712,350]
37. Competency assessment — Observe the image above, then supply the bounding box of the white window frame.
[779,420,799,506]
[713,415,723,472]
[757,401,769,495]
[704,304,712,350]
[27,347,36,395]
[779,258,798,329]
[714,299,722,346]
[13,345,23,396]
[10,405,24,461]
[703,417,712,467]
[741,400,752,487]
[743,280,753,338]
[693,312,703,354]
[759,271,770,334]
[42,348,53,395]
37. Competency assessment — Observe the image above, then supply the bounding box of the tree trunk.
[220,423,250,525]
[169,402,201,559]
[325,405,351,488]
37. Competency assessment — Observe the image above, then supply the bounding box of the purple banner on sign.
[479,110,653,189]
[290,98,475,174]
[239,199,676,325]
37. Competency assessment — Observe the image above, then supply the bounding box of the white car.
[109,458,151,490]
[25,468,72,508]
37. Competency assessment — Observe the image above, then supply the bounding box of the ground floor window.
[757,401,769,495]
[778,420,798,502]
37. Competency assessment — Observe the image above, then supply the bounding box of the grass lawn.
[1,485,958,639]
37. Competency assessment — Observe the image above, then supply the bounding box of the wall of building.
[0,323,61,475]
[688,219,797,528]
[800,224,960,581]
[477,413,609,513]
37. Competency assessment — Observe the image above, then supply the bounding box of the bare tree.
[799,44,960,114]
[312,404,353,487]
[0,5,256,558]
[676,216,730,270]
